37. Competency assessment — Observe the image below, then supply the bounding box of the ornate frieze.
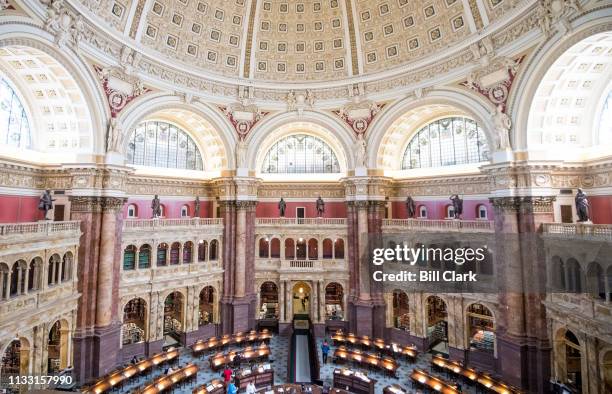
[69,196,126,213]
[489,196,556,213]
[125,176,210,197]
[391,175,490,197]
[257,183,345,199]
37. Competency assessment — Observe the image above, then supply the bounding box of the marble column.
[219,201,236,334]
[491,196,554,392]
[70,196,126,383]
[279,281,286,323]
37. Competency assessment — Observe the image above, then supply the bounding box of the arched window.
[126,121,203,170]
[446,205,455,219]
[61,253,72,282]
[157,243,168,266]
[209,240,218,260]
[419,206,427,218]
[183,242,193,264]
[127,204,137,218]
[0,76,32,149]
[180,205,189,218]
[170,242,180,265]
[261,134,340,174]
[259,238,270,258]
[401,117,489,169]
[138,245,151,269]
[122,298,147,345]
[477,204,488,219]
[270,238,281,258]
[123,245,136,270]
[322,239,333,259]
[334,239,344,259]
[308,239,318,260]
[285,239,295,259]
[198,240,208,262]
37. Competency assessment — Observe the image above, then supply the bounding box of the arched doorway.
[1,338,30,389]
[163,292,184,345]
[392,290,409,331]
[292,282,311,317]
[47,320,69,373]
[603,351,612,393]
[259,282,279,320]
[467,303,495,354]
[325,283,344,320]
[561,330,582,392]
[122,298,147,345]
[426,296,448,354]
[199,286,215,326]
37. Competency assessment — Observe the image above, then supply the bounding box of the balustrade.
[382,219,493,232]
[542,223,612,240]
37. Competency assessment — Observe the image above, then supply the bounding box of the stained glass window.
[401,117,489,169]
[0,76,31,149]
[126,121,203,170]
[262,134,340,173]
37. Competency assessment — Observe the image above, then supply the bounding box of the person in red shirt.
[222,366,233,385]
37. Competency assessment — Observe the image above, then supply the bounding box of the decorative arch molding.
[245,110,356,173]
[368,89,497,170]
[0,24,109,155]
[510,10,612,153]
[118,93,236,171]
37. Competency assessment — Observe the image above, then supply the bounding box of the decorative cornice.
[489,196,556,213]
[69,196,127,213]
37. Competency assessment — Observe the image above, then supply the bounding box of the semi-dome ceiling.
[76,0,522,83]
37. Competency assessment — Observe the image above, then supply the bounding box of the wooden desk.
[192,378,225,394]
[83,348,179,393]
[333,346,398,376]
[331,331,417,361]
[209,344,271,371]
[431,356,522,394]
[135,363,198,394]
[383,384,410,394]
[409,368,460,394]
[332,368,376,394]
[191,330,272,356]
[261,384,324,393]
[234,364,274,390]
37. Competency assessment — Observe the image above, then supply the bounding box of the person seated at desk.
[245,381,256,394]
[131,356,139,364]
[232,352,242,367]
[165,366,175,375]
[227,379,238,394]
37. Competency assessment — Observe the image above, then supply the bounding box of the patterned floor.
[116,335,480,393]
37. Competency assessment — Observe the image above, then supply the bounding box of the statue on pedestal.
[151,195,161,218]
[38,190,55,220]
[405,196,416,218]
[194,196,200,218]
[316,196,325,217]
[449,194,463,219]
[575,188,590,222]
[278,198,287,217]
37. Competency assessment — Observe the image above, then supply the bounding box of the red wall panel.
[590,195,612,224]
[0,195,42,223]
[124,198,212,219]
[255,201,347,218]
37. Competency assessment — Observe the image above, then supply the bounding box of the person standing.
[246,381,256,394]
[227,380,238,394]
[321,340,330,364]
[222,365,233,385]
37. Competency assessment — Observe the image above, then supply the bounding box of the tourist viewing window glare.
[261,134,340,174]
[401,117,489,169]
[0,76,31,149]
[126,121,203,170]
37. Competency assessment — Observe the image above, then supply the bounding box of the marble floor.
[115,335,480,393]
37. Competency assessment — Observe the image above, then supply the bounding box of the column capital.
[235,200,258,210]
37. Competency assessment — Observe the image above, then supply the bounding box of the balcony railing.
[0,221,80,237]
[123,218,223,230]
[256,218,346,226]
[542,223,612,240]
[382,219,494,232]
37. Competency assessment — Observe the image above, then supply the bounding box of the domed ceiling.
[75,0,523,84]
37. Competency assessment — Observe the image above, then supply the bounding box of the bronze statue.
[575,188,590,222]
[278,198,287,217]
[194,196,200,218]
[38,189,55,220]
[449,194,463,219]
[405,196,416,218]
[316,196,325,217]
[151,195,161,218]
